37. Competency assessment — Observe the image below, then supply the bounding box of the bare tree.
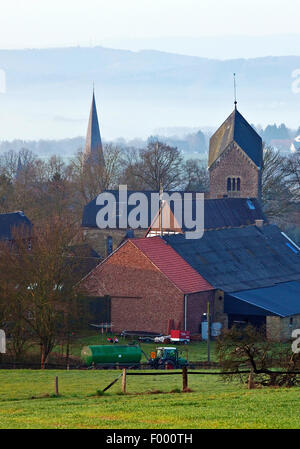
[123,140,184,190]
[0,174,13,213]
[216,325,300,387]
[262,145,292,220]
[71,143,123,204]
[0,217,81,368]
[283,151,300,202]
[183,159,209,192]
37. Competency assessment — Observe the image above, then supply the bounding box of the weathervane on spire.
[233,73,237,109]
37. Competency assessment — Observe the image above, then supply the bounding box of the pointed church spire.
[15,154,23,181]
[83,88,105,167]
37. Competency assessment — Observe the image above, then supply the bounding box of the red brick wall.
[81,241,186,334]
[209,143,261,199]
[186,291,215,334]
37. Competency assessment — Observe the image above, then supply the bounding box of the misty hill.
[0,131,209,160]
[0,137,85,159]
[0,46,300,144]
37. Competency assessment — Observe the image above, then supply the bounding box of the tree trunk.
[40,346,46,369]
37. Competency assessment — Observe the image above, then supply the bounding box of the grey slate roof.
[202,198,266,230]
[83,91,105,166]
[209,108,263,168]
[225,281,300,317]
[0,211,32,240]
[163,225,300,292]
[82,192,267,231]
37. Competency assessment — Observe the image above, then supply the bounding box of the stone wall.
[209,143,260,199]
[267,315,300,341]
[213,290,228,331]
[82,227,145,257]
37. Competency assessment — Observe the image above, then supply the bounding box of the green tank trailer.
[81,344,188,369]
[81,345,142,368]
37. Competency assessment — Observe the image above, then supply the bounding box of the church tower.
[208,106,263,200]
[15,154,23,182]
[83,89,105,167]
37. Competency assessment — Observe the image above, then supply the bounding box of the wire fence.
[0,361,219,370]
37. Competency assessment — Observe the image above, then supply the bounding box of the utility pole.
[233,72,237,109]
[159,181,163,236]
[207,301,210,362]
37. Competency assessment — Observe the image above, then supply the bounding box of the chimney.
[106,235,113,256]
[255,219,264,228]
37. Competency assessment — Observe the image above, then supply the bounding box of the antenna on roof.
[233,73,237,109]
[159,179,164,237]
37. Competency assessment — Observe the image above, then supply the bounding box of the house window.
[227,178,231,191]
[237,177,241,191]
[232,178,236,191]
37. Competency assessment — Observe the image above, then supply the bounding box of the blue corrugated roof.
[225,281,300,317]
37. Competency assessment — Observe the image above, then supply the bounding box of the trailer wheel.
[159,359,175,370]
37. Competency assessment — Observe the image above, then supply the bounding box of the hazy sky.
[1,0,300,141]
[1,0,299,51]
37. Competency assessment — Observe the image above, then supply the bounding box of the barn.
[81,223,300,340]
[164,224,300,340]
[81,236,214,334]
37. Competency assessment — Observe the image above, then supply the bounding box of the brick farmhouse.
[81,237,214,334]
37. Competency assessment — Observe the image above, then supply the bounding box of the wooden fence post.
[182,366,188,391]
[248,369,255,389]
[55,376,59,396]
[122,369,127,394]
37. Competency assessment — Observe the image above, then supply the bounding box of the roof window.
[247,199,255,210]
[286,242,299,255]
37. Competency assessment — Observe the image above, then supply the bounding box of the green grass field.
[0,369,300,429]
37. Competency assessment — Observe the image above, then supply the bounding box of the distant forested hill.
[0,46,300,144]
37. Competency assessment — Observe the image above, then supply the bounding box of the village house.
[0,211,32,246]
[80,97,300,341]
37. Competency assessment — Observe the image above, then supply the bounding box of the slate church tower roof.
[209,108,263,169]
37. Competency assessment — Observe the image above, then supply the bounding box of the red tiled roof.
[131,237,213,294]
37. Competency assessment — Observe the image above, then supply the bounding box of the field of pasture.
[0,369,299,429]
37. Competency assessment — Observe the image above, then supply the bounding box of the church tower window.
[227,178,231,191]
